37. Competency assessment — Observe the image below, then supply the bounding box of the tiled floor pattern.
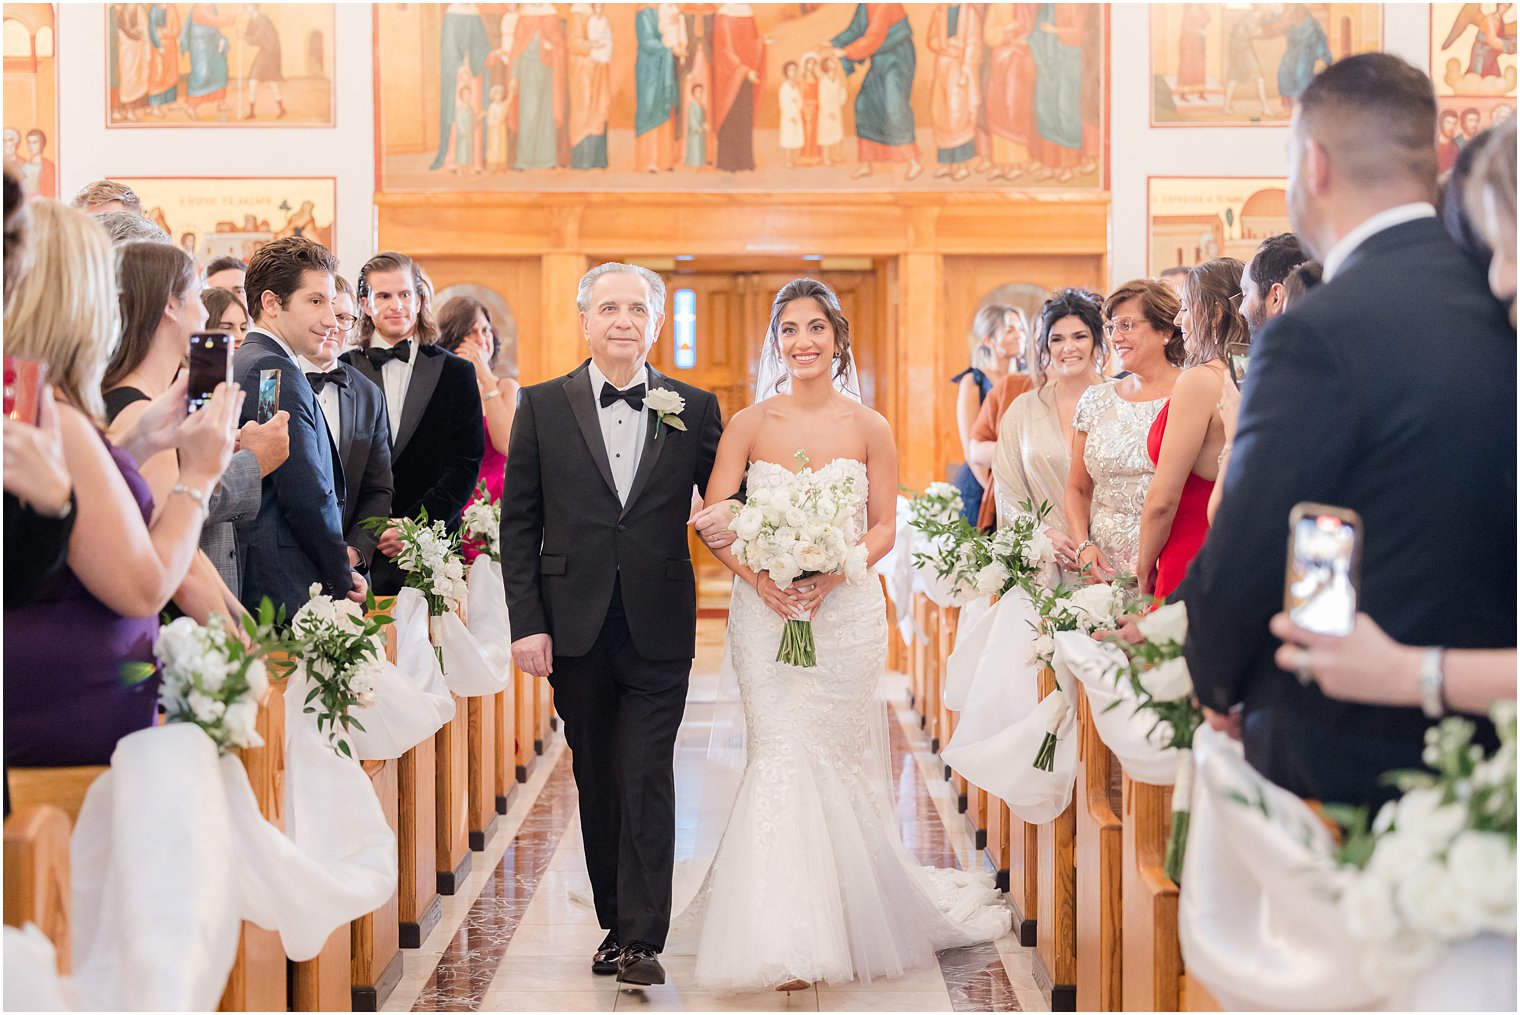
[385,620,1046,1013]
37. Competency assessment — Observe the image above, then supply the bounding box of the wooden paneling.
[3,805,72,973]
[291,928,351,1012]
[352,758,402,1011]
[5,767,107,823]
[493,688,513,815]
[1035,665,1077,1011]
[468,695,498,850]
[435,696,472,895]
[1075,687,1122,1012]
[1123,774,1183,1013]
[397,738,440,948]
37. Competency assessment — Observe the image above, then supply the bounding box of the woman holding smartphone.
[3,202,239,766]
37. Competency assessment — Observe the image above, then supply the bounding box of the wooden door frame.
[376,191,1109,489]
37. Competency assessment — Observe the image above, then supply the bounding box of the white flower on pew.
[1138,655,1192,702]
[362,509,469,616]
[155,611,279,753]
[288,585,394,759]
[461,480,502,562]
[1137,600,1188,646]
[1065,582,1124,632]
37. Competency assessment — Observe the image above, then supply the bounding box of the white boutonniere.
[645,388,687,439]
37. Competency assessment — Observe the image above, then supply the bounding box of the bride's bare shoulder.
[846,400,892,437]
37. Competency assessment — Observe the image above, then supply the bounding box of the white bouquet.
[1329,703,1517,984]
[154,613,273,754]
[362,509,468,617]
[288,584,392,758]
[907,481,963,530]
[727,450,869,667]
[461,481,501,562]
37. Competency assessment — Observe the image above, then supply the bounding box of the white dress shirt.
[587,360,648,505]
[1321,202,1437,282]
[373,336,418,443]
[297,356,342,447]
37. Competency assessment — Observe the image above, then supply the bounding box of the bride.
[681,278,1010,992]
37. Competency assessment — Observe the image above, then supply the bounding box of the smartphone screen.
[3,356,44,425]
[186,332,233,413]
[1285,506,1361,637]
[256,369,281,424]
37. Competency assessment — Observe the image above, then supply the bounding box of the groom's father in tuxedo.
[1183,54,1516,806]
[233,236,368,614]
[501,263,724,987]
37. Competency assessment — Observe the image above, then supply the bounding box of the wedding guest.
[1137,258,1241,599]
[332,273,363,353]
[964,306,1036,530]
[1157,264,1191,295]
[1440,126,1495,271]
[234,236,366,614]
[296,304,393,577]
[345,252,483,595]
[949,302,1023,524]
[1280,259,1322,306]
[1183,54,1515,805]
[204,255,247,301]
[1267,118,1519,719]
[4,200,239,766]
[3,166,74,605]
[70,179,141,215]
[97,210,169,245]
[991,288,1106,573]
[201,286,250,348]
[1065,279,1182,583]
[437,295,519,561]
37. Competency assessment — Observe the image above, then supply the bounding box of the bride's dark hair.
[764,277,855,394]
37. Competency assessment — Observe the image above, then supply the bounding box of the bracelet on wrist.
[482,387,502,401]
[170,483,209,517]
[1418,647,1447,720]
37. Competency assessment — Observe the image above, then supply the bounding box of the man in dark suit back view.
[232,236,368,616]
[1181,53,1517,807]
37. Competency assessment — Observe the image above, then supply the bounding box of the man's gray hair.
[575,261,667,315]
[97,210,170,246]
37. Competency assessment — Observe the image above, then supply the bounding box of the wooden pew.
[936,604,963,794]
[351,758,402,1011]
[6,766,108,821]
[910,593,930,720]
[1034,663,1077,1011]
[435,693,472,895]
[493,688,514,815]
[220,672,290,1013]
[467,694,498,851]
[3,805,72,973]
[1008,797,1039,946]
[1181,975,1223,1012]
[515,665,538,784]
[1122,774,1183,1013]
[1074,686,1122,1011]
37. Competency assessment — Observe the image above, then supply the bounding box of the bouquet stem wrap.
[1165,747,1195,884]
[1033,687,1068,771]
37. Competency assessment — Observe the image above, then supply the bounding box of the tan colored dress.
[1071,382,1166,575]
[992,385,1073,533]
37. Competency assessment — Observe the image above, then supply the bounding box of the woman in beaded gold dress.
[1065,279,1184,583]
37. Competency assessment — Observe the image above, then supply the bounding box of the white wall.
[1107,2,1434,287]
[55,3,376,281]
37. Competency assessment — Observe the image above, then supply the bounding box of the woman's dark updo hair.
[1034,287,1106,380]
[765,277,855,394]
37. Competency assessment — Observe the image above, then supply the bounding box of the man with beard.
[1238,232,1308,336]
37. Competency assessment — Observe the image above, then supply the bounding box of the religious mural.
[4,4,58,198]
[111,176,336,266]
[105,4,334,127]
[1149,4,1382,126]
[1431,3,1516,175]
[375,3,1107,191]
[1147,176,1291,274]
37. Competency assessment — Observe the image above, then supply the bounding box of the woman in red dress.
[1137,258,1247,601]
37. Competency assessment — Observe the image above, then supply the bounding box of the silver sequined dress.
[1072,382,1166,575]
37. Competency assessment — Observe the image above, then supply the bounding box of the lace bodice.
[1072,383,1165,575]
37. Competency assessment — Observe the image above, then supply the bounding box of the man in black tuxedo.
[232,236,368,615]
[501,263,727,987]
[296,275,393,575]
[342,251,483,595]
[1182,54,1517,806]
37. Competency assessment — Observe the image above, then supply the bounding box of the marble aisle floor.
[384,619,1048,1014]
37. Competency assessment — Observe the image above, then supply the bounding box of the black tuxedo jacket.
[500,361,723,661]
[1180,216,1516,806]
[341,343,484,530]
[329,361,393,565]
[232,330,353,615]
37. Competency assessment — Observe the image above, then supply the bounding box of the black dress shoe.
[592,932,621,975]
[616,943,666,986]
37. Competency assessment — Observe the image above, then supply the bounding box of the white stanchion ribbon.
[1055,631,1180,786]
[4,924,72,1011]
[68,724,241,1012]
[1178,724,1382,1011]
[389,588,457,728]
[941,595,993,710]
[466,558,513,672]
[432,609,510,697]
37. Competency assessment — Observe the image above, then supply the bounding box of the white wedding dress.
[678,458,1010,991]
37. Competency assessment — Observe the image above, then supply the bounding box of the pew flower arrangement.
[361,509,468,616]
[461,481,502,563]
[154,604,282,754]
[907,481,964,530]
[1110,601,1204,883]
[286,585,393,759]
[727,450,869,666]
[1328,702,1517,983]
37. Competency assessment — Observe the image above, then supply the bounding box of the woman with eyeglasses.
[1065,279,1183,584]
[1136,258,1243,600]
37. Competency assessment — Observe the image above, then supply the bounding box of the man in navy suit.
[232,236,367,615]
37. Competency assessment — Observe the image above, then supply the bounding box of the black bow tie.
[365,341,412,369]
[599,381,646,412]
[305,370,348,394]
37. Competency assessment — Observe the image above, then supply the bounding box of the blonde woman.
[4,201,239,766]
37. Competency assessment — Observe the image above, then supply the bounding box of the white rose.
[187,690,226,724]
[1395,858,1480,941]
[1445,831,1517,933]
[1024,528,1054,567]
[154,616,207,669]
[784,506,808,528]
[244,658,269,699]
[768,553,801,587]
[1029,634,1055,666]
[1393,788,1467,849]
[644,388,685,415]
[730,507,763,541]
[1067,584,1119,629]
[1137,601,1189,646]
[1340,868,1401,944]
[1138,656,1193,701]
[843,544,869,584]
[224,699,261,747]
[975,560,1010,596]
[796,543,830,573]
